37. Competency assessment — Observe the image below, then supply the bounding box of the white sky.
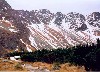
[6,0,100,15]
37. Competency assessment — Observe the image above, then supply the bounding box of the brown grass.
[31,62,86,72]
[0,59,86,72]
[59,63,86,72]
[0,59,27,71]
[32,62,53,70]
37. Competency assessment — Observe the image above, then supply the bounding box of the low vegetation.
[6,38,100,71]
[0,59,85,72]
[14,63,23,70]
[0,59,26,71]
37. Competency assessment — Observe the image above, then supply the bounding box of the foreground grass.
[0,59,27,71]
[0,58,86,72]
[32,62,86,72]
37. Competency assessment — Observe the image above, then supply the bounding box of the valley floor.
[0,58,86,72]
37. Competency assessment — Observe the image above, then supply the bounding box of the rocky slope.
[0,0,100,56]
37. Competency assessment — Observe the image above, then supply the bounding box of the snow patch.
[10,57,16,61]
[14,56,20,59]
[26,46,32,52]
[29,35,38,49]
[9,29,18,32]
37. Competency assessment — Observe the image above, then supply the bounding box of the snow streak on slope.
[0,17,18,32]
[0,0,100,51]
[26,16,99,49]
[20,39,33,52]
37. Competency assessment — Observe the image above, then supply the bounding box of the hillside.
[0,0,100,71]
[0,0,100,56]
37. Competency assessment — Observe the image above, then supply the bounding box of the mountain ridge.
[0,0,100,56]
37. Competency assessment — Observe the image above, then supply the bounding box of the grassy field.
[0,58,86,72]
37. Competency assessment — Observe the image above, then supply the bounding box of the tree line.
[6,38,100,71]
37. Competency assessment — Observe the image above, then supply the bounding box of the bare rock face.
[87,12,100,28]
[54,12,65,25]
[65,12,87,31]
[0,0,12,11]
[0,0,100,56]
[0,0,34,56]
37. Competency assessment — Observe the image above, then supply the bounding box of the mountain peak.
[0,0,100,56]
[0,0,12,11]
[87,12,100,28]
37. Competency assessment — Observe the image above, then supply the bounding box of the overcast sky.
[6,0,100,15]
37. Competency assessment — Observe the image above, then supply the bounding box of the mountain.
[0,0,100,56]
